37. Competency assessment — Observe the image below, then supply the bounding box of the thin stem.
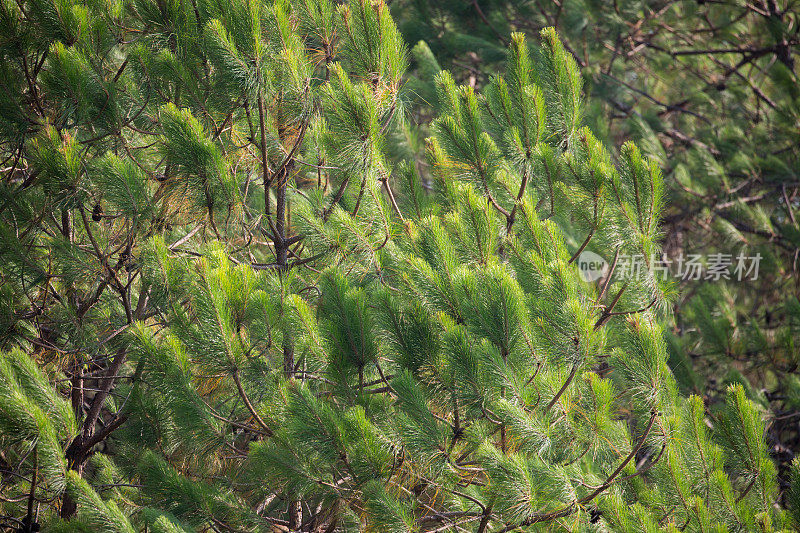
[258,88,271,220]
[545,363,579,411]
[232,368,272,436]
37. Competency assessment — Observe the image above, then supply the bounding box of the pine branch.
[231,368,272,436]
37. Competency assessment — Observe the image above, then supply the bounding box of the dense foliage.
[393,0,800,502]
[0,0,797,532]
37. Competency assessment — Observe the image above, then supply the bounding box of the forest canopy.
[0,0,798,532]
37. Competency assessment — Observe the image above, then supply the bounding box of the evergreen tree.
[0,1,794,532]
[0,0,404,527]
[394,0,800,498]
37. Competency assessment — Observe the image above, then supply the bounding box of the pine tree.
[0,0,404,527]
[0,1,793,532]
[394,0,800,501]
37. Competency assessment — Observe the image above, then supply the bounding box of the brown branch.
[471,0,508,46]
[257,88,272,219]
[81,348,127,440]
[232,368,272,436]
[578,410,658,503]
[545,363,579,411]
[568,227,596,264]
